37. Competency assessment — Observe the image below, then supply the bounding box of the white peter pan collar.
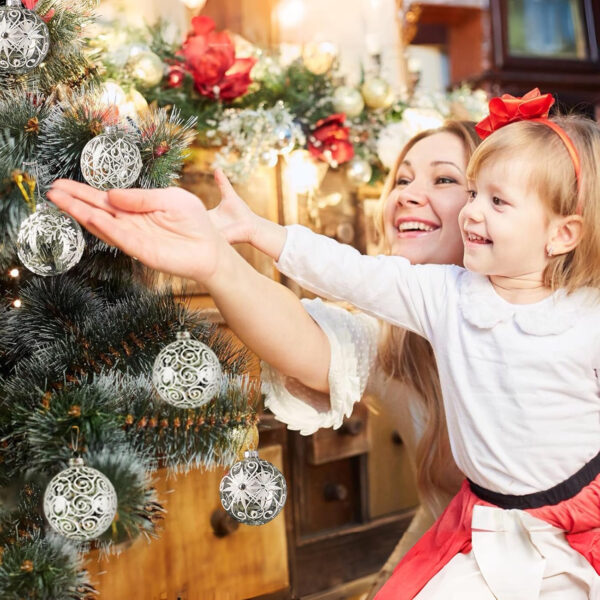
[458,270,595,335]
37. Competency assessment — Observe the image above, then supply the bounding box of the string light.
[13,299,22,308]
[9,268,20,278]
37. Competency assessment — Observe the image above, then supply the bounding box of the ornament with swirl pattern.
[219,450,287,525]
[43,458,118,541]
[152,330,222,408]
[80,127,143,191]
[0,0,50,75]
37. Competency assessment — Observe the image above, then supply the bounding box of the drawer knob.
[323,482,348,501]
[339,418,364,436]
[210,508,239,538]
[391,430,404,445]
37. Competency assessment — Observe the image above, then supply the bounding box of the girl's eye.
[492,196,505,207]
[467,189,477,201]
[395,177,411,186]
[436,176,457,185]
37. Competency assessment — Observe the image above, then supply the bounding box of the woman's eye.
[395,177,411,186]
[492,196,505,206]
[436,176,457,185]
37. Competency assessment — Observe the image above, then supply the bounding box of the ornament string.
[12,171,37,213]
[70,425,80,457]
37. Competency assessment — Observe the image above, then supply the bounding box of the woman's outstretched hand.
[47,180,225,283]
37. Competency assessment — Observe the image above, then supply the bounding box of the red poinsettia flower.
[307,113,354,166]
[180,16,256,101]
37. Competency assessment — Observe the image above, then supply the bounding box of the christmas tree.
[0,1,258,597]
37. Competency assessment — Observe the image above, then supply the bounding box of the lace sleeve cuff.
[262,298,379,435]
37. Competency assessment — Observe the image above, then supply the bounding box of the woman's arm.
[47,179,331,393]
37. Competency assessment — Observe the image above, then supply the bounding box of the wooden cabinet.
[86,445,289,600]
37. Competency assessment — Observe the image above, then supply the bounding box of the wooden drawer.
[307,402,370,465]
[298,455,365,535]
[86,445,289,600]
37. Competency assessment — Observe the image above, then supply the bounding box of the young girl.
[49,90,600,598]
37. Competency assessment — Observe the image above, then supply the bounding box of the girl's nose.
[461,199,484,223]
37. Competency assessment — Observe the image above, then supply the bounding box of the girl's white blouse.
[275,225,600,495]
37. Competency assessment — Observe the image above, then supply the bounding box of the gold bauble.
[361,78,394,109]
[302,41,337,75]
[332,86,364,118]
[127,51,164,89]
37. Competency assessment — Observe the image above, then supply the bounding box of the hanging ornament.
[80,127,143,191]
[16,162,85,277]
[272,124,295,155]
[152,330,222,409]
[302,41,337,75]
[43,457,118,541]
[127,50,165,89]
[259,149,278,167]
[361,78,394,109]
[332,86,364,118]
[346,156,373,186]
[0,0,50,75]
[17,203,85,276]
[219,450,287,526]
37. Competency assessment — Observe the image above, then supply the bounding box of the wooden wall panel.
[87,446,289,600]
[203,0,278,47]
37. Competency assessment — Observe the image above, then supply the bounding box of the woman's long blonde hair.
[376,121,481,517]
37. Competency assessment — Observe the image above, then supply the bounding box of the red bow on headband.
[475,88,555,139]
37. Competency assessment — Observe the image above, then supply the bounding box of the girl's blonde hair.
[466,115,600,292]
[376,121,481,517]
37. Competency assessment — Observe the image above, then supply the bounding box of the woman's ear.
[548,215,584,256]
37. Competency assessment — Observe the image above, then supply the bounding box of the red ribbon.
[22,0,39,9]
[475,88,555,139]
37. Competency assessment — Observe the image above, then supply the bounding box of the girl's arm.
[207,169,287,260]
[208,171,447,337]
[47,179,331,393]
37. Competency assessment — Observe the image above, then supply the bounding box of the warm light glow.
[402,107,445,133]
[276,0,306,29]
[13,299,22,308]
[9,268,19,278]
[179,0,207,9]
[284,150,328,195]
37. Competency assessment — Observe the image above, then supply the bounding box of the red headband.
[475,88,582,214]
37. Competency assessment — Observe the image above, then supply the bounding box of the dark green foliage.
[0,530,96,599]
[0,3,257,594]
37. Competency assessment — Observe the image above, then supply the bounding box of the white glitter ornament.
[43,457,117,541]
[80,127,142,191]
[346,156,372,186]
[0,0,50,75]
[152,331,222,409]
[17,202,85,277]
[219,450,287,525]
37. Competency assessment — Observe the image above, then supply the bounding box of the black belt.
[468,449,600,510]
